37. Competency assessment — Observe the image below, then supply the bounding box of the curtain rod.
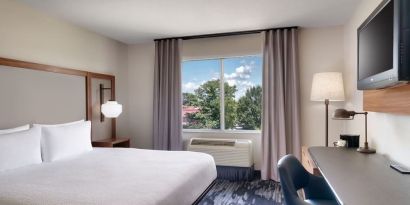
[154,26,298,41]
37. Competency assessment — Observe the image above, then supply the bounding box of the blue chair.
[278,155,338,205]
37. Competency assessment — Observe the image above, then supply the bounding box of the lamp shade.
[101,101,122,118]
[311,72,345,101]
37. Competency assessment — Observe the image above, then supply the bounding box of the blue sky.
[182,55,262,100]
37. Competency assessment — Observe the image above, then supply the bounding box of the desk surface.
[309,147,410,205]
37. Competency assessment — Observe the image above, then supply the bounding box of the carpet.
[198,179,284,205]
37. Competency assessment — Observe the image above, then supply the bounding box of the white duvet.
[0,148,217,205]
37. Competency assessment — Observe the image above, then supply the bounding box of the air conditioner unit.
[187,138,253,167]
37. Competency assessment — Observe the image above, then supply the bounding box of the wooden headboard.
[0,57,116,139]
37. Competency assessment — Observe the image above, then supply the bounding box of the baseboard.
[216,165,255,181]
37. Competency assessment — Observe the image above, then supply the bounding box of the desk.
[308,147,410,205]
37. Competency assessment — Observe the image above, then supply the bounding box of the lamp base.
[357,147,376,154]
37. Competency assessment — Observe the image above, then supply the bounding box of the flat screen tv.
[357,0,410,90]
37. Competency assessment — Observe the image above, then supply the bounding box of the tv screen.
[358,1,394,81]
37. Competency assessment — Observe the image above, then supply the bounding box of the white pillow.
[33,119,85,128]
[0,124,30,134]
[0,127,42,171]
[41,121,92,162]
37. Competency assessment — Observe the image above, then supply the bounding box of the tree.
[237,86,262,130]
[194,80,221,129]
[183,80,237,129]
[224,82,237,129]
[183,93,198,106]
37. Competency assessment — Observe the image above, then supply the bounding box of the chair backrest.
[278,155,310,205]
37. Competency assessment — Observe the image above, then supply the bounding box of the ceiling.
[19,0,362,44]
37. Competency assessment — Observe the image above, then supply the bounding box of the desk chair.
[278,155,338,205]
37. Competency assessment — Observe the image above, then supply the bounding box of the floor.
[198,179,284,205]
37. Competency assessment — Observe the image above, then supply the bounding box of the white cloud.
[183,80,208,93]
[226,79,236,86]
[235,80,255,100]
[224,64,256,99]
[182,82,200,93]
[224,65,252,81]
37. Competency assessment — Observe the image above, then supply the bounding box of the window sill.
[183,129,261,134]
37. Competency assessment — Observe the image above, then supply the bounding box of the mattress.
[0,148,217,205]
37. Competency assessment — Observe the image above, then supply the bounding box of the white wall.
[127,43,155,148]
[126,28,346,170]
[299,27,346,147]
[182,33,262,60]
[0,0,126,75]
[0,0,129,137]
[343,0,410,167]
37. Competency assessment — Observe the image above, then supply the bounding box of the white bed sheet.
[0,148,217,205]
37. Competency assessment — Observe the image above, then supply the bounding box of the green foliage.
[183,80,261,130]
[183,93,198,106]
[197,80,221,129]
[237,86,262,130]
[224,83,237,129]
[184,80,221,129]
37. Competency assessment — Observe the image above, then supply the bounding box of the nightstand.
[92,137,130,148]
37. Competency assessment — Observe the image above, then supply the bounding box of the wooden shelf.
[363,83,410,115]
[92,137,130,148]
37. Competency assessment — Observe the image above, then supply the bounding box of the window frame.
[181,55,262,133]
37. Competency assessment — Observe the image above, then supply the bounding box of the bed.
[0,58,216,205]
[0,148,217,205]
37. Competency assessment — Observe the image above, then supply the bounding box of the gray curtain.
[153,39,183,151]
[261,28,301,181]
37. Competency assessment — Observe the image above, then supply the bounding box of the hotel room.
[0,0,409,204]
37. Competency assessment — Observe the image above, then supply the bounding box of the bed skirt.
[216,165,254,181]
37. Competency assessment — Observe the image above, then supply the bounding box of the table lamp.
[311,72,345,147]
[332,109,376,154]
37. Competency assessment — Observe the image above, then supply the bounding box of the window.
[182,55,262,131]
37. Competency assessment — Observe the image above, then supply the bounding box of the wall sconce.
[100,84,122,122]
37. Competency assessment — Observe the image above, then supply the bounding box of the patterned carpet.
[198,179,284,205]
